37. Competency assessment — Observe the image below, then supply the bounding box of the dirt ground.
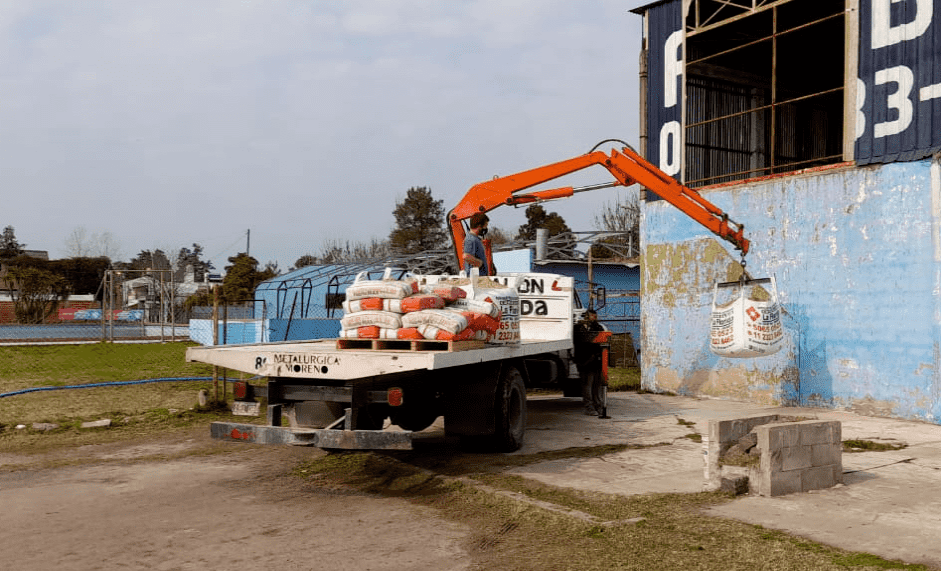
[0,430,473,571]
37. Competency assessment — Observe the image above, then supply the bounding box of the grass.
[843,439,908,453]
[608,366,641,391]
[0,342,247,454]
[295,451,931,571]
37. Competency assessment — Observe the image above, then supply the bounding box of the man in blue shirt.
[462,213,490,276]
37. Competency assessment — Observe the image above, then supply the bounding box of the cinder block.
[767,470,802,496]
[765,446,812,472]
[811,443,842,467]
[756,423,800,452]
[802,465,838,492]
[799,421,841,446]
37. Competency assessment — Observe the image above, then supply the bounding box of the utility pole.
[246,229,250,256]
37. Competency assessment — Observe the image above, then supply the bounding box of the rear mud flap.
[210,422,412,450]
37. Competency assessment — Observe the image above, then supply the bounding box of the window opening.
[684,0,845,187]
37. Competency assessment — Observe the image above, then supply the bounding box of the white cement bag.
[340,310,403,331]
[459,268,519,345]
[344,268,417,301]
[401,309,468,334]
[710,276,783,358]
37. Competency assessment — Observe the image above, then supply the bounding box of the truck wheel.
[492,366,526,452]
[389,408,439,433]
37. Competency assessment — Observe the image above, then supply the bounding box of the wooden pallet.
[335,338,486,352]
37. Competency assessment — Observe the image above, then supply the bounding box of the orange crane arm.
[448,145,749,272]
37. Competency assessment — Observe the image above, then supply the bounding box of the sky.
[1,0,650,273]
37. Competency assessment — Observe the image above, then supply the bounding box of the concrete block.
[81,419,112,429]
[811,443,842,467]
[764,446,812,472]
[32,423,59,431]
[802,465,838,492]
[767,470,802,496]
[799,421,841,446]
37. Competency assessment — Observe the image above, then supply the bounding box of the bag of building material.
[418,324,488,342]
[339,326,401,339]
[419,284,467,303]
[446,310,500,336]
[396,327,425,340]
[401,309,469,334]
[345,269,418,301]
[448,297,501,319]
[710,276,783,358]
[459,268,520,345]
[343,294,444,314]
[399,294,446,313]
[340,310,403,331]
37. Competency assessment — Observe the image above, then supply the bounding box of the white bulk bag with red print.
[710,276,783,358]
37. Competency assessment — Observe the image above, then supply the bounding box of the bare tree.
[591,191,641,259]
[64,226,123,260]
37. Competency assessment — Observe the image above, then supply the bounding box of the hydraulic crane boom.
[448,145,749,273]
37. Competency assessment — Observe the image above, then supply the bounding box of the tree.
[515,205,572,241]
[516,205,576,259]
[129,249,172,272]
[590,193,640,260]
[222,253,276,303]
[49,257,111,299]
[487,225,512,247]
[7,266,68,323]
[389,187,448,254]
[64,226,123,260]
[292,254,317,271]
[174,243,213,282]
[0,226,25,260]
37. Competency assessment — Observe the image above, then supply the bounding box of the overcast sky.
[1,0,649,272]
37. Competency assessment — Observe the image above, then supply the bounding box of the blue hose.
[0,376,254,399]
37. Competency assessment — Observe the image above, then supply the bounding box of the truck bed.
[186,338,573,381]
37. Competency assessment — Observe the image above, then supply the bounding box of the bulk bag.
[710,276,783,358]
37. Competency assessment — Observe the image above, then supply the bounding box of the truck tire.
[389,408,439,433]
[492,366,527,452]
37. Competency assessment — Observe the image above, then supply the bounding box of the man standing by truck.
[462,213,491,276]
[575,309,606,415]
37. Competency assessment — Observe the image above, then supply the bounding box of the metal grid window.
[683,0,847,187]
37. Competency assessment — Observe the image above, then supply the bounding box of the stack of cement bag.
[338,271,503,342]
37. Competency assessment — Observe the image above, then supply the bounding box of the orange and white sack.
[339,326,400,339]
[399,294,445,313]
[418,324,488,342]
[448,297,501,319]
[401,309,468,334]
[340,310,402,331]
[396,327,425,340]
[459,268,520,345]
[420,284,467,303]
[710,276,783,358]
[345,269,419,301]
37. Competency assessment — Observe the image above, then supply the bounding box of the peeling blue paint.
[642,158,941,423]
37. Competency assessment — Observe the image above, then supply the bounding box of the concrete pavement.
[507,392,941,569]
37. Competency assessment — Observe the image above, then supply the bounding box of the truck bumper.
[210,421,413,450]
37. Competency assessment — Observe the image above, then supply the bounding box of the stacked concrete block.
[753,420,842,496]
[704,415,780,492]
[704,416,843,496]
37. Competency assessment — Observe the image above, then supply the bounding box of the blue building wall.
[641,158,941,422]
